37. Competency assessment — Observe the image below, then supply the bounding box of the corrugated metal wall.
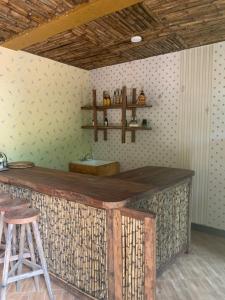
[178,45,213,225]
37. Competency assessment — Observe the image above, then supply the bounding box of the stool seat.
[0,198,29,212]
[0,192,12,202]
[4,208,39,224]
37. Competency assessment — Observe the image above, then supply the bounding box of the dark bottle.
[119,90,123,104]
[104,117,108,126]
[113,91,116,105]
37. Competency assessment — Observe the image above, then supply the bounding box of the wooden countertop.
[112,166,195,190]
[0,166,194,209]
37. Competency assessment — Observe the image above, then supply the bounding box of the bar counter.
[0,166,194,299]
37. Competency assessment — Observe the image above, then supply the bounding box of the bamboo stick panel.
[128,180,191,273]
[121,215,145,299]
[0,183,107,299]
[0,181,182,299]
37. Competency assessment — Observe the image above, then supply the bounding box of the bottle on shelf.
[103,91,107,106]
[142,119,148,127]
[105,91,111,106]
[107,95,111,106]
[119,90,123,104]
[115,89,120,104]
[137,89,146,105]
[112,91,116,105]
[104,117,108,126]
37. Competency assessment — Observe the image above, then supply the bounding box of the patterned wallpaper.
[208,42,225,229]
[90,53,180,171]
[0,46,91,170]
[89,42,225,231]
[1,41,225,230]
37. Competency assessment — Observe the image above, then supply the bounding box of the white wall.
[89,41,225,231]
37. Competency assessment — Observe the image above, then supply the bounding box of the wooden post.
[186,179,192,254]
[106,209,122,300]
[121,86,127,144]
[103,106,107,141]
[131,88,137,143]
[144,216,156,300]
[93,90,98,142]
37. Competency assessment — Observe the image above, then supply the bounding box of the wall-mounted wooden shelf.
[81,87,152,143]
[81,104,152,110]
[82,125,152,130]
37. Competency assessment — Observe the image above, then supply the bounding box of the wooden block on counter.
[69,160,120,176]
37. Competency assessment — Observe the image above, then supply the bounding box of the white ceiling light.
[131,36,142,43]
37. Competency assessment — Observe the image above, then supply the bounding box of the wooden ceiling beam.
[1,0,143,50]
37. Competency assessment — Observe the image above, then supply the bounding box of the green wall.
[0,47,91,170]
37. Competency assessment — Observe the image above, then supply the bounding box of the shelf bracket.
[103,108,107,141]
[93,90,98,142]
[131,88,137,143]
[121,86,127,143]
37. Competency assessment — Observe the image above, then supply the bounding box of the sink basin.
[75,159,115,166]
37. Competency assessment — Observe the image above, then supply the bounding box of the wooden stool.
[0,196,29,254]
[0,208,54,300]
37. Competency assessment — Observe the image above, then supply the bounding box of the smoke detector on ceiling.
[131,36,142,43]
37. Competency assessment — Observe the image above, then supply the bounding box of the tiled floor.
[1,230,225,299]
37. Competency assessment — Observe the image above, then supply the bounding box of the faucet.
[80,153,93,161]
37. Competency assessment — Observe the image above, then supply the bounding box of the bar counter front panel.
[0,166,194,299]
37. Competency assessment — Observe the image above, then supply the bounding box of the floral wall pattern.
[90,52,180,171]
[208,42,225,230]
[0,46,91,170]
[1,40,225,231]
[89,42,225,231]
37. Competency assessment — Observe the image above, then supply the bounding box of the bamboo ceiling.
[1,0,225,70]
[0,1,88,42]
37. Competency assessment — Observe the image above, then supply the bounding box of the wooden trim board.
[2,0,143,50]
[192,223,225,238]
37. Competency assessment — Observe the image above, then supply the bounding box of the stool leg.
[10,225,17,287]
[3,223,8,244]
[0,223,13,300]
[0,212,5,258]
[0,212,4,247]
[12,226,17,258]
[0,221,14,278]
[32,221,54,300]
[17,224,25,291]
[26,223,39,291]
